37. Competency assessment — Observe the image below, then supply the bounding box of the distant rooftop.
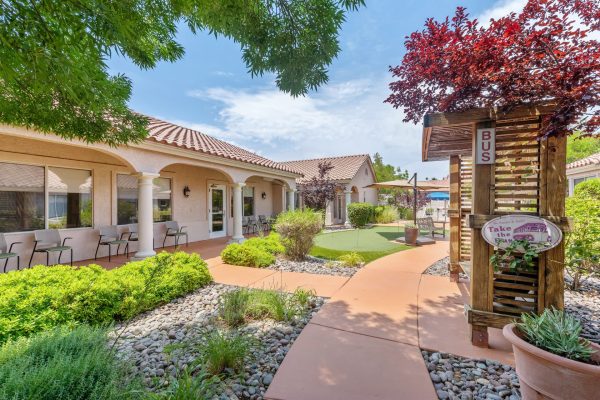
[567,152,600,170]
[280,154,371,183]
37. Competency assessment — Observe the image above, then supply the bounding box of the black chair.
[247,216,260,234]
[0,233,21,272]
[259,215,270,231]
[95,226,129,261]
[163,221,188,247]
[29,229,73,267]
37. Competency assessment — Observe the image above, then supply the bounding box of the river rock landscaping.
[423,256,469,280]
[110,283,324,400]
[265,256,361,277]
[422,350,520,400]
[564,276,600,344]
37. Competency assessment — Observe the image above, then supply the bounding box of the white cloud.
[477,0,526,26]
[184,77,448,178]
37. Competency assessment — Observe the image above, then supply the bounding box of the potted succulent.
[404,223,419,245]
[503,309,600,400]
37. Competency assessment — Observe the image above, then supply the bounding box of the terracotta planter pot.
[404,227,418,245]
[503,324,600,400]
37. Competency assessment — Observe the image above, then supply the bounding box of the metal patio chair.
[29,229,73,267]
[95,225,129,261]
[258,215,270,231]
[163,221,188,247]
[247,216,260,234]
[0,233,21,272]
[242,216,250,234]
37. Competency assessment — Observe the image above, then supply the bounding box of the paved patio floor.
[265,242,514,400]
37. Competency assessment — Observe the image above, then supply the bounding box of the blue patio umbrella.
[427,191,450,200]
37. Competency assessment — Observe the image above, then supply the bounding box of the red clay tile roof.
[144,116,302,175]
[567,152,600,169]
[280,154,371,183]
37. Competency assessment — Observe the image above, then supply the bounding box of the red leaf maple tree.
[385,0,600,138]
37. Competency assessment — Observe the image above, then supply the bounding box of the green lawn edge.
[309,244,411,264]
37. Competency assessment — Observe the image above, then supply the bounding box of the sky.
[108,0,527,179]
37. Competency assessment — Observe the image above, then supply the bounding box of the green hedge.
[347,203,375,228]
[220,233,283,268]
[274,210,323,260]
[0,252,211,343]
[0,325,140,400]
[374,205,398,224]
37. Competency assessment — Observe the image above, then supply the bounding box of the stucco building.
[566,152,600,196]
[0,116,302,270]
[281,154,378,225]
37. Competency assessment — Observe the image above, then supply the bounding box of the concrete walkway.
[265,242,513,400]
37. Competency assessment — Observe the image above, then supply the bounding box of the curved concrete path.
[265,242,513,400]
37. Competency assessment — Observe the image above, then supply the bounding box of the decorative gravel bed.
[265,256,361,277]
[423,256,469,280]
[422,351,520,400]
[565,276,600,344]
[110,283,324,399]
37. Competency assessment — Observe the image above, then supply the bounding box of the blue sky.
[108,0,526,179]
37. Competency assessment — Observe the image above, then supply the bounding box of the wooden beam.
[539,135,567,310]
[465,305,518,330]
[449,155,461,282]
[470,121,495,347]
[423,103,557,128]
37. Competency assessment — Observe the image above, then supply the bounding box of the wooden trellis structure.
[423,104,570,347]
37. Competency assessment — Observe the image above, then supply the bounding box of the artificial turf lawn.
[309,226,411,263]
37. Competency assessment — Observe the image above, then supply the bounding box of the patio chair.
[28,229,73,267]
[0,233,21,272]
[95,226,129,261]
[242,216,249,234]
[247,216,260,234]
[163,221,188,247]
[416,217,446,239]
[258,215,270,231]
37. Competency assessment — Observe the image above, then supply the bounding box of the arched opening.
[351,186,360,203]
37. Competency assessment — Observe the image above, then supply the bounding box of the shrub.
[565,178,600,290]
[0,252,211,343]
[346,203,375,228]
[374,205,398,224]
[242,233,285,256]
[220,243,275,268]
[517,308,594,362]
[219,289,250,328]
[337,252,364,267]
[274,210,322,260]
[202,331,251,375]
[0,325,140,400]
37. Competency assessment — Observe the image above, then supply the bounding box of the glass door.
[209,184,226,238]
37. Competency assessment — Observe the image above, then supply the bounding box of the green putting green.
[310,226,410,263]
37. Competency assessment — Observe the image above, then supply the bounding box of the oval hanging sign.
[482,215,562,253]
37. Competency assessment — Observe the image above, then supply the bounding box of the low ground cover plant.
[347,202,375,228]
[0,252,211,343]
[146,371,220,400]
[220,288,315,327]
[220,233,283,268]
[374,205,398,224]
[517,308,595,362]
[274,210,322,260]
[337,252,364,267]
[0,325,140,400]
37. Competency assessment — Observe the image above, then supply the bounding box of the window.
[48,167,92,229]
[243,186,254,216]
[117,175,172,224]
[0,163,45,233]
[0,163,92,232]
[574,176,593,187]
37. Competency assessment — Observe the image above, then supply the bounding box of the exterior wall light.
[183,185,191,198]
[261,192,267,200]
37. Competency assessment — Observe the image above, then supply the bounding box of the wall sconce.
[261,192,267,200]
[183,185,191,198]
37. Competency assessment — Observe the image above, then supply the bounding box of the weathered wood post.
[449,155,461,282]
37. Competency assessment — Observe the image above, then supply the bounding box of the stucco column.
[344,190,352,226]
[135,172,159,259]
[287,189,296,211]
[231,182,246,243]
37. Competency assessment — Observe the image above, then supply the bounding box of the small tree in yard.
[274,210,322,261]
[301,161,341,211]
[385,0,600,139]
[389,190,428,219]
[565,178,600,290]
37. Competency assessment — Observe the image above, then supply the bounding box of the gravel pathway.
[423,256,469,280]
[110,283,324,399]
[565,276,600,344]
[422,351,520,400]
[265,257,361,277]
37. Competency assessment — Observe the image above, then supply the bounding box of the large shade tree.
[385,0,599,138]
[0,0,364,145]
